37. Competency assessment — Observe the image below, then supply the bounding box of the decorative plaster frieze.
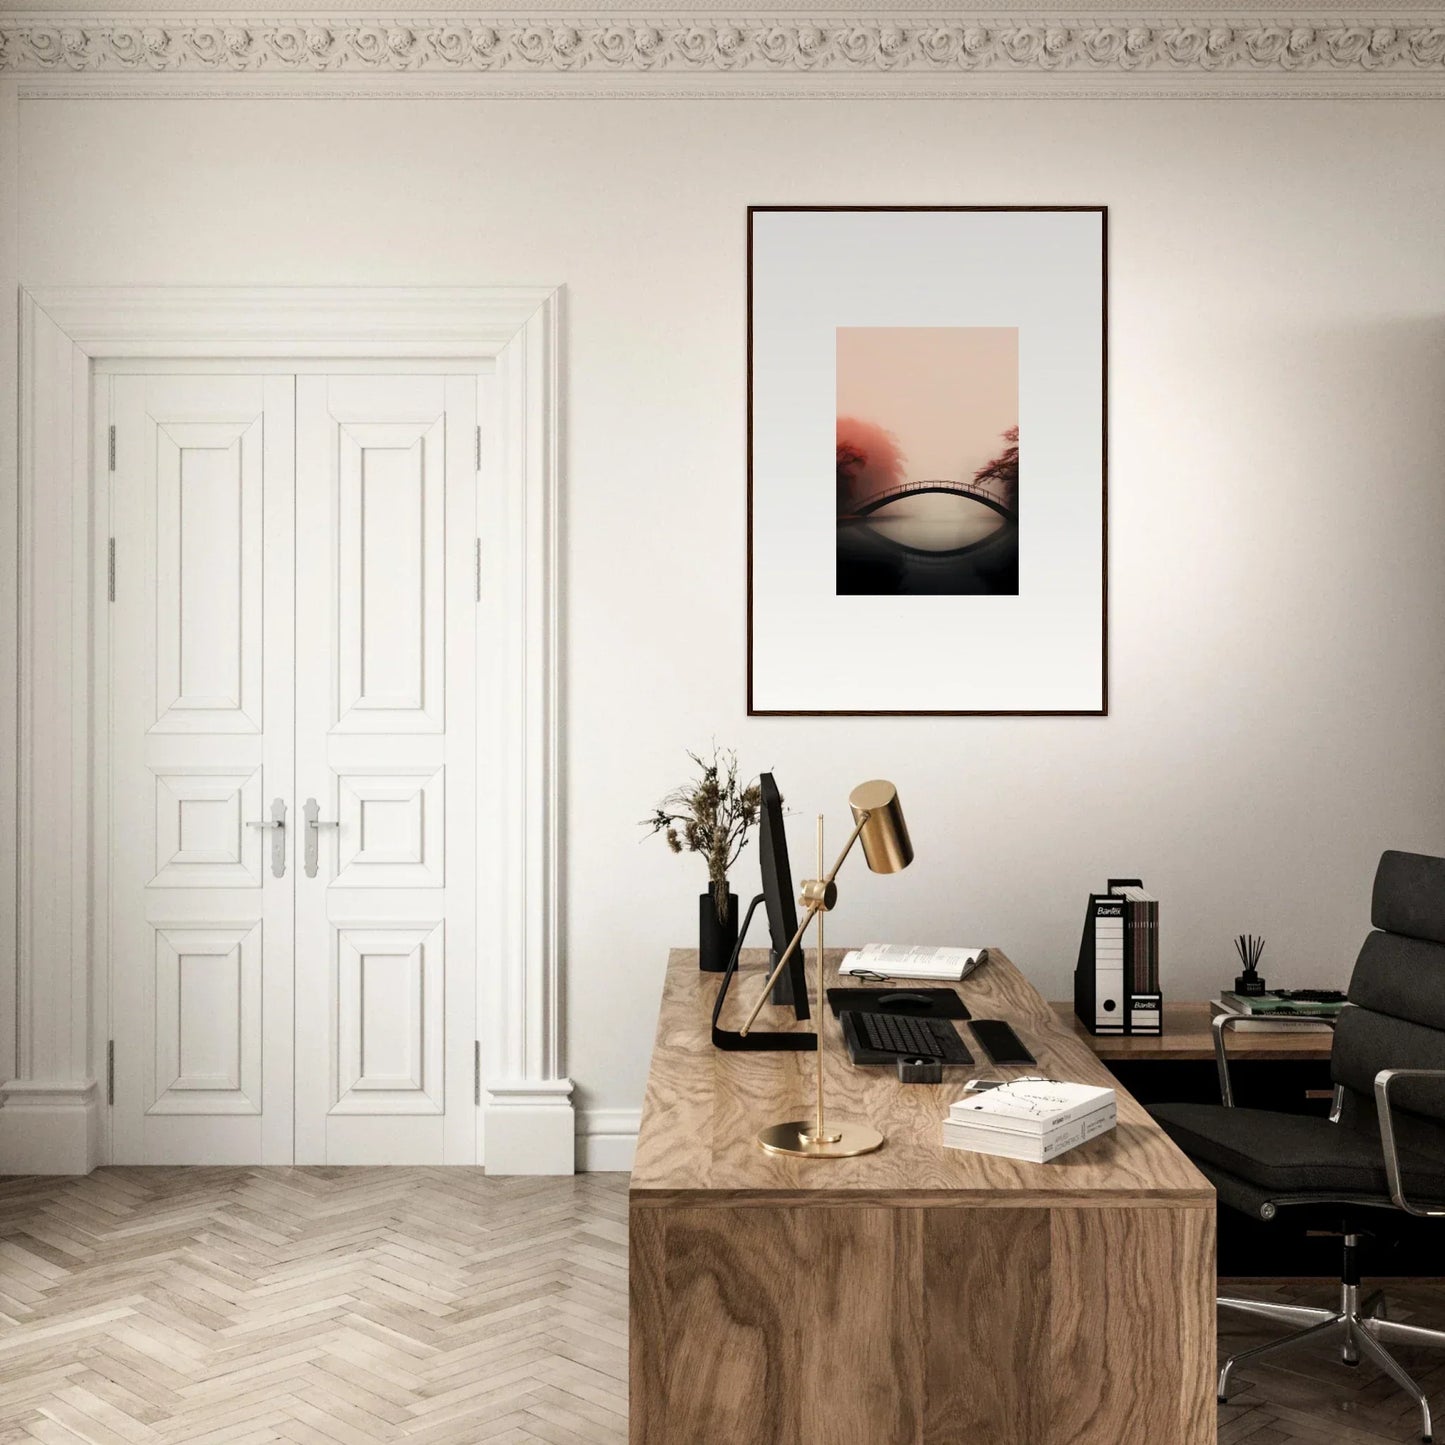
[3,14,1445,80]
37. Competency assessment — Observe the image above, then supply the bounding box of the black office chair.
[1150,849,1445,1443]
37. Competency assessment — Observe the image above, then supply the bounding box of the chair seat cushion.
[1149,1103,1445,1198]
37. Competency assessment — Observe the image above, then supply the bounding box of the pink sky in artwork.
[837,327,1018,506]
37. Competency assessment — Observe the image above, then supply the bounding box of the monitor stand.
[711,895,817,1052]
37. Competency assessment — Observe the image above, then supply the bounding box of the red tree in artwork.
[836,417,906,516]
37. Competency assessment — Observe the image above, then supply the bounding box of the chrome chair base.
[1219,1280,1445,1443]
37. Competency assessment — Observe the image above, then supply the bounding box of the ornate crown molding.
[4,12,1445,90]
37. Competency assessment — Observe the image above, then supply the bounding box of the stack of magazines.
[942,1080,1117,1163]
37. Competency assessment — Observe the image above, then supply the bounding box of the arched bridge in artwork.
[849,478,1016,524]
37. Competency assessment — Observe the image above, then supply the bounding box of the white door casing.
[294,374,479,1164]
[109,374,296,1165]
[4,289,568,1176]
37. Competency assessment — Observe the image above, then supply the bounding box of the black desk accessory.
[1233,933,1267,996]
[895,1058,944,1084]
[840,1011,974,1066]
[970,1019,1036,1067]
[825,987,970,1021]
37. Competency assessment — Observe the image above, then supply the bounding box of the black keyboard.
[841,1011,974,1065]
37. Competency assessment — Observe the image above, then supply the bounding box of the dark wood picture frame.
[746,204,1109,717]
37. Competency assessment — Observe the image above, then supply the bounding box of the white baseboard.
[483,1080,576,1175]
[0,1080,102,1174]
[0,1079,633,1176]
[576,1108,639,1173]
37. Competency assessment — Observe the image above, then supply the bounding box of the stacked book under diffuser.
[1210,989,1346,1033]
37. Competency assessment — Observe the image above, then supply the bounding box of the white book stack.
[942,1080,1117,1163]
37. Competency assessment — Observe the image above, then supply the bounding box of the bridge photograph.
[836,326,1019,597]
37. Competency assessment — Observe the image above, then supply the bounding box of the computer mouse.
[878,992,933,1010]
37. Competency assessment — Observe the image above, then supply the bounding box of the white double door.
[108,370,480,1165]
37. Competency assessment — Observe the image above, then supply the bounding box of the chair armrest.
[1374,1068,1445,1218]
[1212,1011,1339,1108]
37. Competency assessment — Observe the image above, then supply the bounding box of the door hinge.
[106,1041,115,1105]
[107,538,116,602]
[474,538,482,602]
[474,1041,481,1107]
[107,425,116,472]
[475,424,482,472]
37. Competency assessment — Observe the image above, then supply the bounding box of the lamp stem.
[815,814,827,1143]
[737,902,820,1036]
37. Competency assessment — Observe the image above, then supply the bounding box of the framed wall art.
[747,205,1108,716]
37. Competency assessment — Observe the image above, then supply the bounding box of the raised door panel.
[149,922,262,1115]
[333,767,444,889]
[152,420,263,733]
[333,922,444,1114]
[109,374,295,1166]
[335,418,445,733]
[150,766,263,888]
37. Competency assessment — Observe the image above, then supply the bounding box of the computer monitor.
[709,771,815,1051]
[758,773,810,1021]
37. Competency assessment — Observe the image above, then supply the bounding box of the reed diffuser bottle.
[1234,934,1267,996]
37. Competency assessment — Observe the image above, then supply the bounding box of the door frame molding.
[4,285,572,1175]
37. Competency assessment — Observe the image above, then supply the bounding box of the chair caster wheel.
[1343,1358,1360,1368]
[1217,1397,1227,1405]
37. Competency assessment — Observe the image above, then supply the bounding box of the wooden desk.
[1053,1000,1335,1062]
[630,949,1216,1445]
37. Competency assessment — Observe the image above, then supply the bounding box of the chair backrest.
[1332,851,1445,1148]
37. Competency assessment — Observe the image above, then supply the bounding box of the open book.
[838,943,986,982]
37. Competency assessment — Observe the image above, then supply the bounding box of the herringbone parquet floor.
[1,1168,1443,1444]
[0,1169,628,1445]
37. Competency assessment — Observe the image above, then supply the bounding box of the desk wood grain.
[631,948,1213,1206]
[629,949,1216,1445]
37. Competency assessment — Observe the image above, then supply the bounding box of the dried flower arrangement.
[642,747,763,923]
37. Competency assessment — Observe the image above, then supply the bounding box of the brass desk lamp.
[739,780,913,1158]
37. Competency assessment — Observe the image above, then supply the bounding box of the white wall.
[15,95,1445,1143]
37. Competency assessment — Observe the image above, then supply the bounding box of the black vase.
[699,888,739,972]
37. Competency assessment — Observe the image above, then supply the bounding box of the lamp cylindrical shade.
[848,780,913,874]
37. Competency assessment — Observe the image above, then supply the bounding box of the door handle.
[246,797,288,879]
[303,797,339,879]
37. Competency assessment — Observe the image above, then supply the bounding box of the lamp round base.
[756,1119,884,1158]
